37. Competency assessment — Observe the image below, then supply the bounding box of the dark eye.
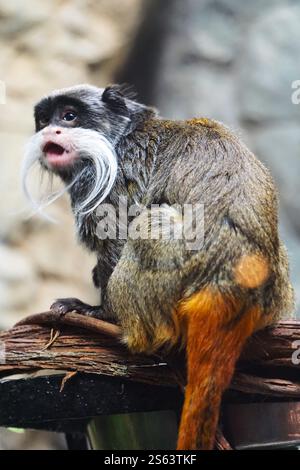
[62,111,77,122]
[39,116,49,128]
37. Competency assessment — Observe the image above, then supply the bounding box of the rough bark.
[1,314,300,399]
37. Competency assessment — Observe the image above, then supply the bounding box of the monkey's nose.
[42,126,63,136]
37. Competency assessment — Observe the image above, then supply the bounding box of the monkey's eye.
[62,111,77,122]
[39,117,49,128]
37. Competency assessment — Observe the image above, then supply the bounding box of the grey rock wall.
[0,0,142,330]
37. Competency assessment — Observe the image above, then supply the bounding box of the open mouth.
[44,142,65,156]
[43,141,75,168]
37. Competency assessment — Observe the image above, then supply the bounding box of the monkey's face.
[33,84,132,175]
[38,119,78,171]
[22,84,150,215]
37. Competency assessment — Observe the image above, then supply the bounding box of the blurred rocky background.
[0,0,299,449]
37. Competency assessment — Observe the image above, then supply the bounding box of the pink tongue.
[45,143,65,156]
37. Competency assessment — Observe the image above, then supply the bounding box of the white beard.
[22,127,118,218]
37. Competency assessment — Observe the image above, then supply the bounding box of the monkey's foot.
[50,298,103,319]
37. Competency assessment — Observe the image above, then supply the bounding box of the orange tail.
[177,287,261,450]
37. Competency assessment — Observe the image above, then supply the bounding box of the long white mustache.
[22,128,118,218]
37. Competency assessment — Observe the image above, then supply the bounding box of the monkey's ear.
[102,85,129,118]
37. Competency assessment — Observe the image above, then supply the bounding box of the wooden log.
[241,321,300,368]
[0,321,177,386]
[1,314,300,398]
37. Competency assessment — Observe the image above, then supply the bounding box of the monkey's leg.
[106,205,190,353]
[176,288,262,450]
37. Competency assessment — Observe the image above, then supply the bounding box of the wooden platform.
[0,313,300,449]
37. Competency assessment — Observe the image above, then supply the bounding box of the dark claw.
[51,298,92,315]
[50,297,105,319]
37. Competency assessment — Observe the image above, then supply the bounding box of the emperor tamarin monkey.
[23,84,294,450]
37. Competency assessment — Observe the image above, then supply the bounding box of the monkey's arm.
[49,257,118,321]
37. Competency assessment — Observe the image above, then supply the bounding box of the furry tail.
[176,287,261,450]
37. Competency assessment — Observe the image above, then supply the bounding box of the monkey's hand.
[50,298,104,319]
